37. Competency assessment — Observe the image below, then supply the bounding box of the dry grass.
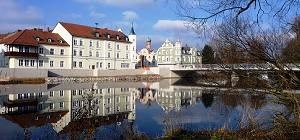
[0,77,45,84]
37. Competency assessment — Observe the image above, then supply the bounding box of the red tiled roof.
[1,111,68,128]
[59,22,131,43]
[0,29,69,47]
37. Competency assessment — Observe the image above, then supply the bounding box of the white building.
[0,22,138,70]
[52,22,137,70]
[0,29,70,69]
[156,39,202,68]
[136,38,157,68]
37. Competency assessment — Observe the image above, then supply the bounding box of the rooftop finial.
[95,22,99,28]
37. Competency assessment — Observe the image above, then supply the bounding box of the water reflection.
[0,80,283,139]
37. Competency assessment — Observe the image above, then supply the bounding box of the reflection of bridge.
[171,64,300,71]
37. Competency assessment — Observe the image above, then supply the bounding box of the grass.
[0,77,46,84]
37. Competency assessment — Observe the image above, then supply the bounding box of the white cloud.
[0,0,43,32]
[122,11,139,21]
[90,11,106,19]
[76,0,155,7]
[153,20,188,31]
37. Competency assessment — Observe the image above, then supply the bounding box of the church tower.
[128,23,137,68]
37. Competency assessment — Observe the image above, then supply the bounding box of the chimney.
[47,27,50,32]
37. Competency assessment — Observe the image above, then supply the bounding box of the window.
[95,32,100,37]
[99,62,102,68]
[116,35,119,40]
[73,39,77,45]
[19,59,23,66]
[24,93,28,99]
[126,54,129,59]
[50,61,54,67]
[60,102,64,108]
[126,45,128,50]
[79,90,82,95]
[50,48,54,55]
[60,90,64,96]
[50,91,54,97]
[60,61,64,67]
[25,47,29,53]
[79,50,83,56]
[89,51,92,57]
[96,41,99,48]
[79,39,83,46]
[50,103,54,109]
[117,44,120,50]
[19,46,24,52]
[38,104,43,110]
[96,52,99,57]
[72,90,77,96]
[133,46,135,51]
[48,38,52,42]
[36,37,40,41]
[121,63,129,68]
[116,53,119,59]
[108,63,111,68]
[107,34,110,39]
[60,49,64,55]
[38,92,43,98]
[79,62,82,68]
[89,40,93,47]
[73,61,77,68]
[39,48,44,54]
[73,50,77,56]
[107,98,111,104]
[96,62,99,68]
[108,43,111,49]
[18,94,22,99]
[107,52,110,58]
[30,60,35,67]
[25,60,29,67]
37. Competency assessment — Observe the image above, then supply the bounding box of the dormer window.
[116,35,119,40]
[36,37,40,41]
[107,34,110,39]
[126,37,128,41]
[95,32,100,38]
[59,40,63,43]
[47,38,52,43]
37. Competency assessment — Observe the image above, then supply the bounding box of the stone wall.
[94,69,144,76]
[0,68,48,78]
[48,69,94,77]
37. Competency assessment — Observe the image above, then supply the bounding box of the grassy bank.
[0,78,46,84]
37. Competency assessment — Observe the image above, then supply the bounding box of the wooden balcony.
[4,52,39,58]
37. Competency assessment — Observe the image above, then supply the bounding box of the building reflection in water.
[0,80,274,139]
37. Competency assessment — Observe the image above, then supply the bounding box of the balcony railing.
[4,52,39,58]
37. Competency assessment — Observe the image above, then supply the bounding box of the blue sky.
[0,0,203,50]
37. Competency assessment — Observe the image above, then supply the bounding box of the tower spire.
[129,22,136,35]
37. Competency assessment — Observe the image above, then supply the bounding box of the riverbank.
[0,74,160,85]
[46,74,160,84]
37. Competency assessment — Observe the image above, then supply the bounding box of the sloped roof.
[1,111,68,128]
[59,22,131,43]
[0,29,69,47]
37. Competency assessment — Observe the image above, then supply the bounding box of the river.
[0,79,285,139]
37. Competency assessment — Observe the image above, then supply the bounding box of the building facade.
[0,29,70,69]
[0,22,137,70]
[52,22,137,70]
[136,38,157,68]
[156,39,202,68]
